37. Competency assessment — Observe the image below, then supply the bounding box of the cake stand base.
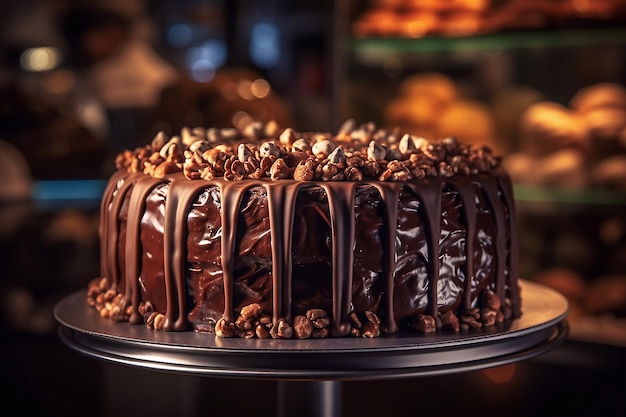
[55,280,568,417]
[278,380,342,417]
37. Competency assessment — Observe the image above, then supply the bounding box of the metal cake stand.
[55,280,568,417]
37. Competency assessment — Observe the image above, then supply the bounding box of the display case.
[337,0,626,348]
[2,2,626,417]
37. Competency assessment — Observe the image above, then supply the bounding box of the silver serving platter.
[55,279,568,380]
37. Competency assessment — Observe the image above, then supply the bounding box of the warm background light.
[20,47,61,72]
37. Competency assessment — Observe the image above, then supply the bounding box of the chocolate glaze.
[99,168,520,336]
[371,183,400,333]
[125,176,168,324]
[99,170,127,285]
[404,179,443,325]
[267,182,301,325]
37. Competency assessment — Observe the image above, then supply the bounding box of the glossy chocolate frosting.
[90,120,521,338]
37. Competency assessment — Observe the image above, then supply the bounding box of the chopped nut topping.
[87,277,132,323]
[440,310,460,332]
[240,303,263,320]
[361,322,380,338]
[215,318,236,337]
[294,315,314,339]
[115,120,501,182]
[306,308,327,321]
[479,289,502,311]
[412,314,437,333]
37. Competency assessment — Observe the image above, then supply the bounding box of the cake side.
[87,120,521,339]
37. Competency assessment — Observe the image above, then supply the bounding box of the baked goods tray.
[55,280,568,381]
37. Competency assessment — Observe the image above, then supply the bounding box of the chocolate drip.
[107,174,138,291]
[372,183,401,333]
[266,182,305,324]
[99,167,519,336]
[124,176,167,324]
[448,177,477,311]
[163,175,208,331]
[404,179,443,322]
[99,170,126,284]
[480,175,508,304]
[218,180,257,323]
[495,170,521,314]
[321,183,356,336]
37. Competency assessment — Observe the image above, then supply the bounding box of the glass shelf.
[514,184,626,206]
[30,180,106,210]
[348,28,626,57]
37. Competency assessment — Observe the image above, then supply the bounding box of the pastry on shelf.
[591,154,626,190]
[518,101,589,156]
[352,8,415,38]
[504,82,626,190]
[397,11,441,38]
[436,99,499,151]
[399,72,458,103]
[352,0,493,37]
[439,10,486,36]
[503,148,588,188]
[570,82,626,114]
[384,72,457,138]
[404,0,491,13]
[352,0,626,38]
[570,82,626,160]
[384,72,500,151]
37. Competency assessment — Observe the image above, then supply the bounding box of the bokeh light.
[20,47,61,72]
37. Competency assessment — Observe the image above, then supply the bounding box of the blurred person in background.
[57,0,179,171]
[0,55,107,180]
[0,0,106,179]
[0,0,179,179]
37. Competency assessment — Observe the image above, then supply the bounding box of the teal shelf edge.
[31,180,106,201]
[514,184,626,206]
[348,28,626,54]
[30,180,106,209]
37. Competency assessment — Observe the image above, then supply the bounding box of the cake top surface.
[115,119,501,182]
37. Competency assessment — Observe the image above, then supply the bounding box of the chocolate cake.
[87,119,521,339]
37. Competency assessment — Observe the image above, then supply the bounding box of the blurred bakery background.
[1,1,626,416]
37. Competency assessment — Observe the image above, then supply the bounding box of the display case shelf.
[30,180,106,210]
[348,28,626,58]
[514,185,626,206]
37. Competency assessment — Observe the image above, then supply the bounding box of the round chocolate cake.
[88,119,521,339]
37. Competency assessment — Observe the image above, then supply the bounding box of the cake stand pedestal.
[55,280,568,417]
